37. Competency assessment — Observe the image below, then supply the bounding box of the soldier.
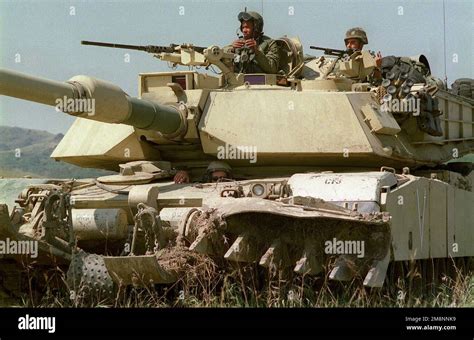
[230,10,280,74]
[344,27,382,79]
[174,161,233,184]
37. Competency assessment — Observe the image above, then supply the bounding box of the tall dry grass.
[11,256,473,308]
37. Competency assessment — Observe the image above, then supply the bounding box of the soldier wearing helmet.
[344,27,382,79]
[203,161,233,182]
[230,10,280,74]
[173,161,233,184]
[344,27,369,52]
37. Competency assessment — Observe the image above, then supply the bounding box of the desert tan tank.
[0,38,472,302]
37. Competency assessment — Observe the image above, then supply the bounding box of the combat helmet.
[344,27,368,45]
[206,161,232,176]
[238,10,264,37]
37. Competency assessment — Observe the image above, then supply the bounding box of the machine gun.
[81,40,237,81]
[81,40,241,85]
[310,46,354,57]
[81,40,207,54]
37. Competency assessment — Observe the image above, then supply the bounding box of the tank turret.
[3,41,472,173]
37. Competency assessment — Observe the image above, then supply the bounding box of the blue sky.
[0,0,472,133]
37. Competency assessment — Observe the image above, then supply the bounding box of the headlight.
[251,183,266,197]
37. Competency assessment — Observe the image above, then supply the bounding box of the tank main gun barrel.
[0,68,76,106]
[0,68,185,136]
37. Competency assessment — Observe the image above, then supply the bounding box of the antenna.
[442,0,448,86]
[261,0,263,16]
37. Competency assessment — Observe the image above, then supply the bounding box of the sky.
[0,0,472,134]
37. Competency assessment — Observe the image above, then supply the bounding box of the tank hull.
[0,168,471,296]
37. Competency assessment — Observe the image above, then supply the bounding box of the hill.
[0,126,113,178]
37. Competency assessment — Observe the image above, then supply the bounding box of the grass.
[4,257,472,308]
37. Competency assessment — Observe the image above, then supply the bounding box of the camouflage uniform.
[232,11,280,74]
[246,35,280,74]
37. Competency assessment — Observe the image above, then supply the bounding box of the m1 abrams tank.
[0,38,472,302]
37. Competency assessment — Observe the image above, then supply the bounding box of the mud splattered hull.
[182,197,392,288]
[63,199,391,299]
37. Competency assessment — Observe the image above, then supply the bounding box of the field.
[2,256,472,308]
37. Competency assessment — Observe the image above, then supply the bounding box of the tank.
[0,39,473,302]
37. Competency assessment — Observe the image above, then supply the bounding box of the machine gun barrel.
[0,68,185,136]
[81,40,206,54]
[82,40,178,54]
[310,46,352,57]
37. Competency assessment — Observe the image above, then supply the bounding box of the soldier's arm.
[254,40,280,74]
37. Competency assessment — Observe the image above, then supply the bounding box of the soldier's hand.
[174,170,190,184]
[244,39,257,52]
[232,39,245,49]
[375,51,382,68]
